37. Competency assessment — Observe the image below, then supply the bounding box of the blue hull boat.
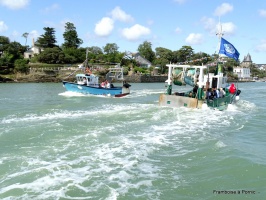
[62,49,131,97]
[62,79,130,97]
[62,68,131,97]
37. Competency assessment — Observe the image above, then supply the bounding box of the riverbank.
[0,72,168,83]
[0,70,257,83]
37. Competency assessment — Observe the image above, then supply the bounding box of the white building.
[234,67,251,80]
[24,38,42,59]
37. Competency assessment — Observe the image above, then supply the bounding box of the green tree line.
[0,21,241,75]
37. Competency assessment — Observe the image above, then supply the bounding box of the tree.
[177,45,194,62]
[191,52,211,65]
[37,47,65,64]
[63,47,85,63]
[1,42,26,68]
[0,36,10,53]
[88,46,103,55]
[62,22,83,49]
[103,43,120,63]
[22,32,29,46]
[35,27,57,48]
[137,41,155,63]
[154,47,173,73]
[14,59,29,73]
[155,47,173,62]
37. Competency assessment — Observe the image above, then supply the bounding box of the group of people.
[206,83,237,100]
[206,87,226,100]
[100,80,111,88]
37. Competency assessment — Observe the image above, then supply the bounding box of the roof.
[243,53,252,62]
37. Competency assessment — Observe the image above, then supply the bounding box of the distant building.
[255,64,266,71]
[241,53,252,67]
[132,52,152,68]
[233,67,251,80]
[24,38,42,59]
[233,53,252,80]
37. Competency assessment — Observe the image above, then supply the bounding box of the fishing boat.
[159,25,241,110]
[62,50,131,97]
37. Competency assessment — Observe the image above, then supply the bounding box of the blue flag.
[219,37,240,61]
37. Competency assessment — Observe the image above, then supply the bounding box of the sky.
[0,0,266,64]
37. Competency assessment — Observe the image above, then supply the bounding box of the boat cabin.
[203,73,227,90]
[76,74,99,87]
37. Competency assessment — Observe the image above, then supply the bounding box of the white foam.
[215,141,227,148]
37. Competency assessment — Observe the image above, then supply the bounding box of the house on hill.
[24,38,42,59]
[132,52,152,68]
[255,64,266,71]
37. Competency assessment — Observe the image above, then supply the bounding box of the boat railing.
[107,67,124,80]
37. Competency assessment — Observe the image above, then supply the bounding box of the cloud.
[111,6,134,22]
[175,27,182,34]
[185,33,203,45]
[0,0,29,10]
[214,3,233,16]
[255,39,266,52]
[121,24,150,41]
[259,9,266,17]
[218,22,236,35]
[29,30,39,39]
[201,17,236,36]
[94,17,114,37]
[0,21,8,32]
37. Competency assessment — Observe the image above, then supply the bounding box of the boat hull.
[159,94,235,110]
[62,81,130,97]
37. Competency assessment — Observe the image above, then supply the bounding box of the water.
[0,82,265,200]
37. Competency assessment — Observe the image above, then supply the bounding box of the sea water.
[0,82,265,200]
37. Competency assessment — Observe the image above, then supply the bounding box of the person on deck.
[100,80,106,88]
[229,83,236,94]
[211,88,217,99]
[83,77,87,85]
[216,88,220,98]
[106,80,110,88]
[220,88,225,97]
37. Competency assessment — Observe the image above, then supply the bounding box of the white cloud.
[94,17,114,37]
[29,30,39,39]
[0,21,8,32]
[0,0,29,10]
[175,27,182,34]
[255,39,266,52]
[218,22,236,35]
[201,17,236,36]
[111,6,134,23]
[121,24,150,41]
[214,3,233,16]
[259,9,266,17]
[185,33,203,45]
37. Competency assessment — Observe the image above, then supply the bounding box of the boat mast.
[216,20,224,61]
[85,48,89,69]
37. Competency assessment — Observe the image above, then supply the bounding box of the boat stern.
[159,94,204,108]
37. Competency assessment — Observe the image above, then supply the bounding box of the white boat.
[159,24,241,110]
